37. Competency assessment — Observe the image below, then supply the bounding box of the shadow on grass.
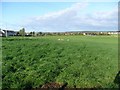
[114,71,120,88]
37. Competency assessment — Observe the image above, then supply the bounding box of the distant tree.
[29,31,36,36]
[33,32,35,36]
[19,28,25,36]
[16,32,20,36]
[36,32,43,36]
[29,32,32,35]
[39,32,42,35]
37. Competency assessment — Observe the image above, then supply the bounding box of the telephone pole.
[5,23,7,37]
[6,30,7,37]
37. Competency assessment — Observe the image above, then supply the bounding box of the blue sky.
[2,2,73,23]
[1,1,118,32]
[1,0,119,2]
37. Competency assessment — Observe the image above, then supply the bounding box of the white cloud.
[23,2,117,32]
[83,9,118,29]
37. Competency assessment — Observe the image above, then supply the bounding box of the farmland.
[2,35,118,88]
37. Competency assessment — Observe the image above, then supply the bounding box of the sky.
[1,1,118,32]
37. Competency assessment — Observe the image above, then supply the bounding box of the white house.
[83,33,86,35]
[0,30,5,36]
[108,32,118,35]
[0,30,17,36]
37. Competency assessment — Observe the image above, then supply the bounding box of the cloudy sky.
[1,1,118,32]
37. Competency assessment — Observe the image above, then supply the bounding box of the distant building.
[0,30,17,36]
[83,33,86,35]
[0,30,5,36]
[108,32,118,35]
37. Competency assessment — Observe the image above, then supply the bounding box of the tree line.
[16,28,114,37]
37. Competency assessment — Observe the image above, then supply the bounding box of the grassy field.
[2,35,118,88]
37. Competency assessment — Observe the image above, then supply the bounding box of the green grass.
[2,35,118,88]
